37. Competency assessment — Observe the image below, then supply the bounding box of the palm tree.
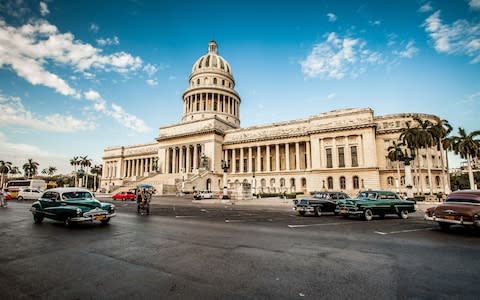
[387,141,405,193]
[22,158,39,179]
[0,160,12,188]
[400,122,420,194]
[70,156,80,187]
[80,156,92,189]
[9,166,21,178]
[41,168,48,176]
[429,119,453,194]
[412,117,435,195]
[450,127,480,189]
[91,164,103,192]
[47,166,57,176]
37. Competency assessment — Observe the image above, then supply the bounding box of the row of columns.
[165,144,204,174]
[104,161,118,178]
[184,92,239,117]
[123,157,156,178]
[224,141,311,174]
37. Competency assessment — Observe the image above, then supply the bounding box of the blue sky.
[0,0,479,174]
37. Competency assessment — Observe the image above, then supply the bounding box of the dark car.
[30,187,116,226]
[336,190,416,221]
[424,190,480,230]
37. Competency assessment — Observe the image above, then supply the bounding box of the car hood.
[64,199,103,212]
[433,203,480,217]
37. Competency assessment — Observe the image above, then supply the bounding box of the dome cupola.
[182,41,241,128]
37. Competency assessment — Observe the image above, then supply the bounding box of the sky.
[0,0,479,175]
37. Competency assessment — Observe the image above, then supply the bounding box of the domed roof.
[191,41,232,76]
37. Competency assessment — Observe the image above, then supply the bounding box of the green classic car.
[30,187,116,226]
[335,190,416,221]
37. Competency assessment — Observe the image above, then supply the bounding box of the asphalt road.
[0,198,479,300]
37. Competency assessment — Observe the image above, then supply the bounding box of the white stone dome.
[191,41,232,76]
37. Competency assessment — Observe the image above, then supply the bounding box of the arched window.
[387,176,394,186]
[280,178,285,187]
[353,176,359,189]
[213,78,217,84]
[401,176,405,186]
[222,79,225,86]
[301,178,307,188]
[206,178,211,191]
[197,79,200,85]
[435,176,441,187]
[270,178,275,187]
[425,176,430,186]
[204,77,208,84]
[290,178,295,188]
[340,176,346,189]
[261,178,266,187]
[327,177,333,189]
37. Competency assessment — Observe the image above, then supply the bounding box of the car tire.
[315,207,322,217]
[439,222,450,231]
[298,211,306,216]
[33,213,43,224]
[101,218,110,225]
[398,210,409,219]
[18,196,24,201]
[363,209,373,221]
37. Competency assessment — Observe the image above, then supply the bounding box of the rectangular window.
[326,148,333,168]
[338,147,345,167]
[351,146,358,167]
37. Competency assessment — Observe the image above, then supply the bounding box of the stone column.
[306,141,311,170]
[165,148,170,174]
[193,144,198,170]
[257,146,261,172]
[285,143,290,171]
[295,142,300,171]
[172,148,177,174]
[275,144,280,172]
[248,147,252,173]
[140,159,144,176]
[240,148,244,173]
[186,146,191,173]
[232,148,236,174]
[179,146,184,173]
[266,145,271,172]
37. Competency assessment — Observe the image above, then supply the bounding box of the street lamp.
[403,148,416,199]
[221,159,229,199]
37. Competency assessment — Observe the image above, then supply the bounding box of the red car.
[112,191,136,201]
[5,194,13,201]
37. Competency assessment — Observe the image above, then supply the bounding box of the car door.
[39,191,62,219]
[29,189,42,200]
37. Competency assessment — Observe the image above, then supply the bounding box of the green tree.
[80,156,92,189]
[400,122,420,193]
[450,127,480,189]
[387,141,404,192]
[429,119,453,193]
[9,166,21,178]
[22,158,39,179]
[70,156,80,187]
[47,166,57,176]
[0,160,12,188]
[91,164,103,191]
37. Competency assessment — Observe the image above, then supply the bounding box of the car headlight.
[110,205,115,213]
[76,208,82,216]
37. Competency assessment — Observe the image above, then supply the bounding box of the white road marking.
[175,216,197,218]
[288,221,358,228]
[374,227,436,235]
[225,219,244,223]
[374,231,387,235]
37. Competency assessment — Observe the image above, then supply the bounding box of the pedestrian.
[0,188,6,208]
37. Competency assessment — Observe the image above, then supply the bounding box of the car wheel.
[33,213,43,224]
[363,209,373,221]
[439,222,450,231]
[398,210,409,219]
[18,196,24,201]
[101,218,110,225]
[298,211,305,216]
[315,207,322,217]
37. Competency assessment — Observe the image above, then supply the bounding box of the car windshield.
[62,192,93,200]
[299,199,309,205]
[356,192,377,199]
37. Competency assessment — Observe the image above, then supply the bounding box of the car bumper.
[336,207,363,215]
[424,214,480,227]
[293,206,315,213]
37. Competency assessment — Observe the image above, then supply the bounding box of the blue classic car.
[30,187,116,226]
[335,190,416,221]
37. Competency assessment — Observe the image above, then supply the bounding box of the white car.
[17,188,44,201]
[194,190,213,200]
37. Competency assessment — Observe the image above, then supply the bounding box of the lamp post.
[221,159,229,199]
[403,148,416,199]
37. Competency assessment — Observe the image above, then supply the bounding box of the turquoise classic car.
[30,187,116,226]
[335,190,416,221]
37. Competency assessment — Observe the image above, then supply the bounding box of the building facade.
[102,41,448,197]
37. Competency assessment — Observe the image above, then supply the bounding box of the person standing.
[0,188,6,208]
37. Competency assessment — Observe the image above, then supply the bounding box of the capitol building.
[102,41,447,197]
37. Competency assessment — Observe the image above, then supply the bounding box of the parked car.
[17,188,43,201]
[335,190,416,221]
[193,190,213,200]
[293,198,339,216]
[424,190,480,230]
[112,191,136,201]
[30,187,116,226]
[312,191,350,200]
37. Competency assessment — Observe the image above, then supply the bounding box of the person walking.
[0,188,6,208]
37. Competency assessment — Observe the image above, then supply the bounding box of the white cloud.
[423,10,480,63]
[327,13,337,22]
[89,23,99,33]
[369,20,381,26]
[96,36,120,46]
[0,94,95,132]
[39,2,49,16]
[0,19,143,97]
[327,93,336,99]
[470,0,480,10]
[146,79,158,86]
[394,40,419,58]
[418,2,433,13]
[143,63,158,76]
[84,90,101,100]
[300,32,383,79]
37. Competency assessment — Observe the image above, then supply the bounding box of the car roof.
[448,190,480,200]
[44,187,92,193]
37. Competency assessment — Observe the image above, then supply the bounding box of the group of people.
[136,188,152,215]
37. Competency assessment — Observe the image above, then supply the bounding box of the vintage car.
[293,198,339,216]
[424,190,480,230]
[335,190,416,221]
[312,191,350,201]
[30,187,116,226]
[17,188,43,201]
[112,191,136,201]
